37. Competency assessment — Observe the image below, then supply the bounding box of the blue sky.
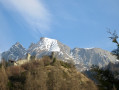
[0,0,119,52]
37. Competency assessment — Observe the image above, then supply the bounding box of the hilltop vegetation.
[0,56,97,90]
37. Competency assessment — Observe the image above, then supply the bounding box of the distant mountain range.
[1,37,117,71]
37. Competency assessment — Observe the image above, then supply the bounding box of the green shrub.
[60,61,72,68]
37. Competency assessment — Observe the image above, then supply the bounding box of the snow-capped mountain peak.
[11,42,24,49]
[27,37,72,61]
[84,48,94,50]
[2,42,27,61]
[36,37,60,52]
[1,37,117,72]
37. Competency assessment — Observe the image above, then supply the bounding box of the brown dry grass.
[0,57,98,90]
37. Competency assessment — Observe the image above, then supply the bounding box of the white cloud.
[0,0,52,35]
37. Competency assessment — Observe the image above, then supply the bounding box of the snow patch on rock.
[85,48,94,50]
[37,37,60,52]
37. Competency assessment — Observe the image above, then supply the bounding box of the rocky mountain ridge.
[2,42,27,61]
[1,37,117,71]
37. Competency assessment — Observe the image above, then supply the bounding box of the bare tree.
[108,30,119,59]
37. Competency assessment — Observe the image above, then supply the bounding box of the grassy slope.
[0,56,98,90]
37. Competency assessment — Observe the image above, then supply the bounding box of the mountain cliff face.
[27,37,72,62]
[1,37,117,71]
[72,48,117,71]
[2,42,27,61]
[72,48,116,67]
